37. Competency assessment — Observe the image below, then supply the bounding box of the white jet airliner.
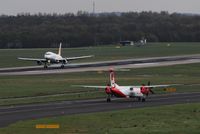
[18,43,93,68]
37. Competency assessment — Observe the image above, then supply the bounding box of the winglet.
[58,43,62,56]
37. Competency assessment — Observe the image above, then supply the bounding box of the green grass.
[0,63,200,106]
[0,42,200,68]
[0,103,200,134]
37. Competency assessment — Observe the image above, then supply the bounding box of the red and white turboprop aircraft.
[79,69,177,102]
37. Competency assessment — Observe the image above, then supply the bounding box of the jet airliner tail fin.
[58,43,62,56]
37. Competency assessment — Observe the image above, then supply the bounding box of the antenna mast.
[93,1,95,14]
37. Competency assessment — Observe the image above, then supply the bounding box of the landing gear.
[138,97,146,102]
[107,98,111,102]
[61,64,65,69]
[106,94,111,102]
[142,98,146,102]
[44,64,48,68]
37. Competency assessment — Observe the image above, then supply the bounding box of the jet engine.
[37,61,42,65]
[63,59,68,64]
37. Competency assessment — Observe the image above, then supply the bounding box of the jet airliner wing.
[18,57,46,62]
[66,55,94,61]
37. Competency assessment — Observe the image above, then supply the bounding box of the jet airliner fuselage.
[18,43,93,68]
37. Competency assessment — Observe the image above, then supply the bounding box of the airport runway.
[0,92,200,127]
[0,54,200,75]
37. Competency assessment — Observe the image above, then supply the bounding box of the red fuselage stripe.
[111,88,127,97]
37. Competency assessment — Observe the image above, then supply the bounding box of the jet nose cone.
[44,54,50,59]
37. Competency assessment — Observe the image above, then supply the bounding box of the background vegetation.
[0,11,200,48]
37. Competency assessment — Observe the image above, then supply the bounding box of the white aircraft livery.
[18,43,93,68]
[77,69,179,102]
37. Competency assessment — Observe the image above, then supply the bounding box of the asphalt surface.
[0,54,200,75]
[0,92,200,127]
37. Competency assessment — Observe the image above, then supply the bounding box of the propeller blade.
[148,81,151,86]
[149,89,155,94]
[147,81,155,94]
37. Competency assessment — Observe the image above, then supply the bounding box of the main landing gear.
[44,60,50,68]
[106,94,111,102]
[44,64,48,68]
[107,98,111,102]
[142,98,146,102]
[138,97,146,102]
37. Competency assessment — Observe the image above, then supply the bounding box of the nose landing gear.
[61,64,65,68]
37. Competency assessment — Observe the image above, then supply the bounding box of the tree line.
[0,11,199,48]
